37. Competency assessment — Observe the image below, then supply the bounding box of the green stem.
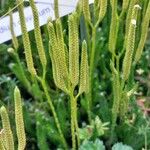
[85,22,91,50]
[73,97,80,148]
[88,26,96,123]
[54,0,59,19]
[127,62,136,89]
[14,53,31,91]
[116,55,120,73]
[90,27,96,77]
[145,131,147,150]
[41,79,67,149]
[29,70,44,103]
[86,93,92,124]
[69,87,80,149]
[110,72,121,143]
[70,93,76,150]
[12,52,44,102]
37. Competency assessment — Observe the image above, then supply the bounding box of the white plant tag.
[25,0,78,6]
[0,0,94,44]
[25,0,94,6]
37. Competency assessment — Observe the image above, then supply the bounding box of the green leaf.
[112,143,133,150]
[36,112,49,150]
[79,139,105,150]
[0,44,8,53]
[79,126,93,140]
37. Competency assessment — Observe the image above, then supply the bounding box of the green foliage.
[112,143,133,150]
[79,140,134,150]
[0,0,150,149]
[0,0,15,15]
[14,87,26,150]
[79,116,109,141]
[79,139,105,150]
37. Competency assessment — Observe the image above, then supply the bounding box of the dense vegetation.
[0,0,150,150]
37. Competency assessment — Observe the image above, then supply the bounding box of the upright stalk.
[90,27,96,86]
[85,22,91,50]
[54,0,59,19]
[82,0,107,123]
[145,130,147,150]
[110,70,121,142]
[69,87,80,149]
[40,79,67,149]
[12,52,31,92]
[73,97,80,147]
[88,26,96,123]
[70,92,76,150]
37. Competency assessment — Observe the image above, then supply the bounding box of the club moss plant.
[47,14,89,149]
[4,0,150,149]
[82,0,107,123]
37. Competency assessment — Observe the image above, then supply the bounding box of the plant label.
[0,0,93,44]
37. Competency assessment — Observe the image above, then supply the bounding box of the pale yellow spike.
[16,0,37,76]
[135,1,150,62]
[9,9,19,50]
[122,0,130,12]
[47,22,68,93]
[14,86,26,150]
[79,40,89,95]
[68,13,79,88]
[56,19,68,81]
[0,130,5,150]
[29,0,47,69]
[108,0,118,55]
[122,4,141,81]
[47,22,61,87]
[98,0,107,23]
[82,0,91,23]
[125,0,139,35]
[0,106,14,150]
